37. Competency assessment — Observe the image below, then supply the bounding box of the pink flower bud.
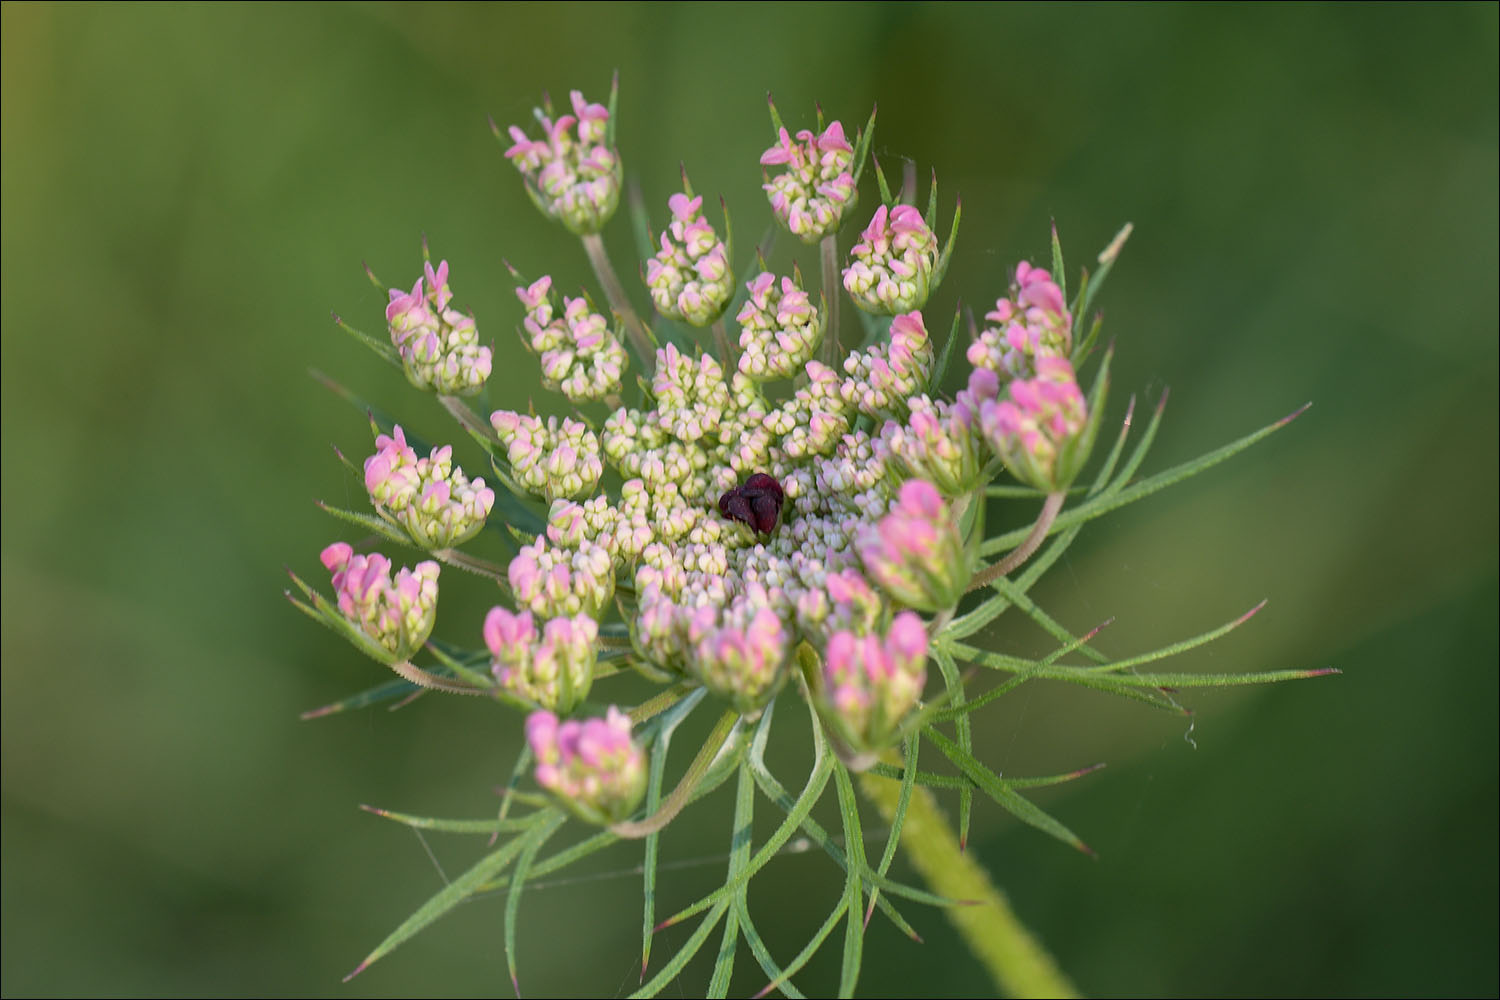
[322,545,439,660]
[821,611,929,752]
[858,479,965,612]
[527,707,645,825]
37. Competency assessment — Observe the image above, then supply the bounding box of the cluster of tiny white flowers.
[507,536,615,619]
[735,271,824,380]
[504,90,621,236]
[490,411,604,502]
[841,311,934,420]
[385,260,493,396]
[363,426,495,549]
[645,193,733,327]
[516,276,627,403]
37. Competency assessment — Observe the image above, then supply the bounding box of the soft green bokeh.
[3,4,1495,995]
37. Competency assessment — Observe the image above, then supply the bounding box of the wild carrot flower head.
[490,411,604,502]
[842,204,939,315]
[507,537,615,619]
[384,260,492,396]
[646,191,733,327]
[761,120,858,244]
[841,310,934,420]
[505,89,621,235]
[968,261,1073,381]
[821,610,929,753]
[650,343,732,442]
[363,425,494,549]
[485,606,596,714]
[980,355,1090,491]
[319,542,438,660]
[858,478,965,612]
[515,275,628,403]
[796,567,886,645]
[296,73,1316,997]
[688,596,790,714]
[527,706,646,825]
[735,271,825,380]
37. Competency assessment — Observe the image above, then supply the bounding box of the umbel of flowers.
[385,259,493,395]
[513,273,628,404]
[502,87,621,236]
[289,78,1323,997]
[646,184,734,327]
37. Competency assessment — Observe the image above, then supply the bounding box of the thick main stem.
[967,490,1065,593]
[580,231,654,365]
[858,768,1080,999]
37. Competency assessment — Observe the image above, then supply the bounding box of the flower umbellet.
[286,77,1329,997]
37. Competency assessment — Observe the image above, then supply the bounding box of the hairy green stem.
[858,767,1080,999]
[611,708,739,838]
[388,659,488,697]
[819,233,841,366]
[967,490,1065,593]
[580,232,654,364]
[430,546,507,582]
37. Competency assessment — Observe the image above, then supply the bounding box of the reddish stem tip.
[1279,401,1314,426]
[1236,599,1270,626]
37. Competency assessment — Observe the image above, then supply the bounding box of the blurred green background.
[3,3,1495,996]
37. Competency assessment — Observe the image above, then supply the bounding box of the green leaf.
[1082,667,1339,688]
[659,702,834,931]
[343,815,549,981]
[308,368,403,437]
[421,638,497,692]
[872,153,894,206]
[942,522,1086,643]
[924,729,1094,856]
[1050,221,1067,303]
[612,709,742,839]
[1109,389,1168,492]
[315,501,410,548]
[862,732,921,929]
[514,826,616,884]
[300,674,425,719]
[707,764,758,999]
[504,813,564,995]
[639,687,707,979]
[736,895,804,1000]
[632,900,730,999]
[1079,601,1266,674]
[745,708,944,935]
[867,759,1105,793]
[357,804,539,835]
[751,892,850,1000]
[944,639,1186,712]
[980,402,1311,557]
[708,903,741,999]
[330,314,401,367]
[927,307,963,395]
[1075,222,1133,332]
[932,647,974,848]
[832,764,867,998]
[850,104,878,187]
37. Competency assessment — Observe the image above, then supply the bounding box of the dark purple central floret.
[718,472,784,535]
